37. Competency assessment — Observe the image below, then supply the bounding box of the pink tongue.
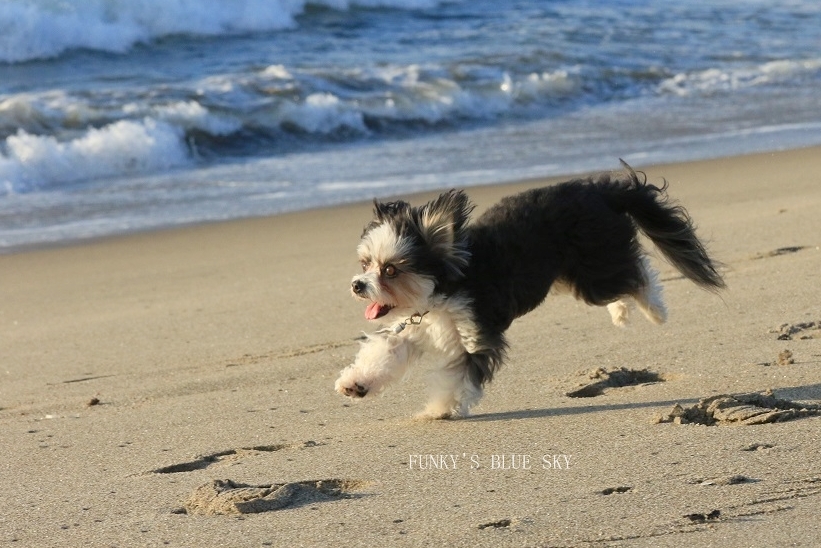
[365,302,390,320]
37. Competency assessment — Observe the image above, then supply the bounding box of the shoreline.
[4,144,821,257]
[2,146,820,546]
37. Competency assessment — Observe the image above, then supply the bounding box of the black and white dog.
[335,162,724,418]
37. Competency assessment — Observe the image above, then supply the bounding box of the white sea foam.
[279,93,368,134]
[0,118,189,192]
[260,65,294,80]
[143,101,242,136]
[0,0,455,63]
[0,91,94,134]
[658,57,821,96]
[515,70,579,99]
[256,64,581,132]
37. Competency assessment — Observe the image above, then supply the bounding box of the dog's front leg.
[335,333,417,399]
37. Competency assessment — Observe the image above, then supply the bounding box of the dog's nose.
[352,279,366,294]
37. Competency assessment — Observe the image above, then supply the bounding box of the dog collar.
[378,311,429,335]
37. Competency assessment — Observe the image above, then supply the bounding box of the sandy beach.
[1,148,820,546]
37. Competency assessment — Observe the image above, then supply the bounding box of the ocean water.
[2,0,820,251]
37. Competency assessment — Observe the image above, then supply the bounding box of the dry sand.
[1,148,820,547]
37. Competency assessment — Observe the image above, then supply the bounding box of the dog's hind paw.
[413,410,453,421]
[414,403,468,421]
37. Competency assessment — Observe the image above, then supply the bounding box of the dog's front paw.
[339,381,369,398]
[334,371,370,398]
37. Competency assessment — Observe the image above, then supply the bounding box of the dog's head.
[351,189,473,321]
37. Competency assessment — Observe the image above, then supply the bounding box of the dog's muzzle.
[351,278,368,296]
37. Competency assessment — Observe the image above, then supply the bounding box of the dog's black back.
[466,180,643,330]
[456,168,723,385]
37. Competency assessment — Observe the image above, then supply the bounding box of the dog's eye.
[383,264,397,278]
[361,260,369,272]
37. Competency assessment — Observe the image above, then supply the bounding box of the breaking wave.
[0,0,453,63]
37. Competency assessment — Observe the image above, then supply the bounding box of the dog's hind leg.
[634,257,667,324]
[607,300,630,327]
[604,258,667,327]
[417,355,483,420]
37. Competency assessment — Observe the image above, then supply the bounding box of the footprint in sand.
[478,518,514,530]
[149,441,368,516]
[770,321,821,341]
[179,478,369,515]
[152,441,322,474]
[751,246,808,260]
[565,367,665,398]
[679,478,821,524]
[601,486,632,495]
[684,509,721,523]
[741,442,774,452]
[655,390,820,426]
[688,474,757,486]
[755,349,798,367]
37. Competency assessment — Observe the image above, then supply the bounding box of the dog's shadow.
[466,398,697,422]
[466,382,821,422]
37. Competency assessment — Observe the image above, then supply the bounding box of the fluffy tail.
[601,160,725,291]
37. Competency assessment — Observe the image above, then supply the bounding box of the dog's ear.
[415,190,473,276]
[363,199,410,236]
[372,198,410,222]
[418,189,472,242]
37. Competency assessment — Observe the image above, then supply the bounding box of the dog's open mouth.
[365,302,394,320]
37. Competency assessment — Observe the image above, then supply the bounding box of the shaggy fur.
[335,162,724,419]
